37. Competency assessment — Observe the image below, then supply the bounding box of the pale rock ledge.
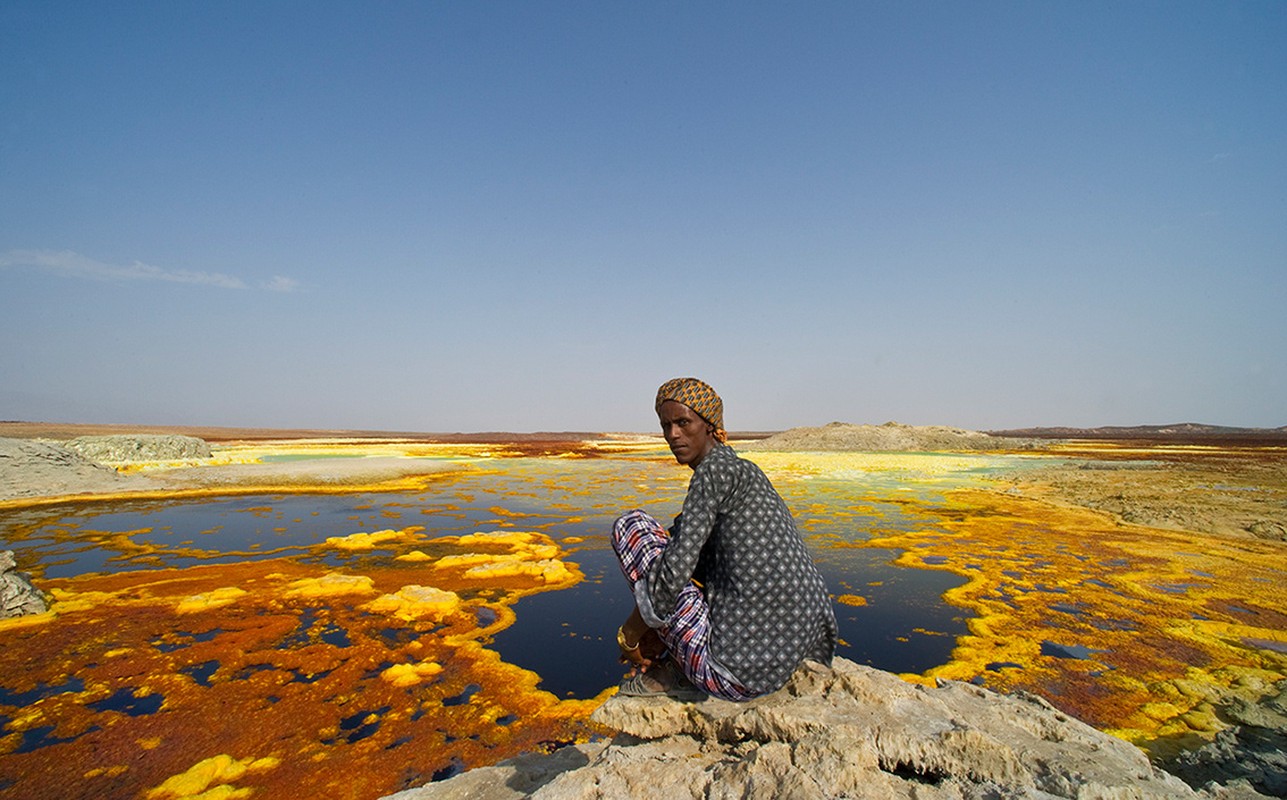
[1,549,48,618]
[384,657,1224,799]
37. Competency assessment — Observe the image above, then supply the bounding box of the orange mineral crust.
[0,530,605,800]
[866,489,1287,755]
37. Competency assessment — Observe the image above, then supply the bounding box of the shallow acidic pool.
[1,448,1066,799]
[2,451,1005,697]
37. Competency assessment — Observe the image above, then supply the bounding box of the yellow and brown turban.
[655,377,727,443]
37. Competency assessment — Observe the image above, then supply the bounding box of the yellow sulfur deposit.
[380,661,444,687]
[395,550,433,562]
[323,526,425,550]
[456,531,540,547]
[456,530,560,559]
[363,585,462,621]
[147,754,280,800]
[84,764,129,778]
[743,450,1021,480]
[462,558,574,583]
[430,530,580,586]
[44,588,123,614]
[432,553,502,570]
[7,437,1278,800]
[282,572,376,598]
[0,516,596,800]
[864,487,1287,754]
[176,587,249,614]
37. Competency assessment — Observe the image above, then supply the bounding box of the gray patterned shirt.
[638,443,838,693]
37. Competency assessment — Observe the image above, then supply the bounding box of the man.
[612,377,837,700]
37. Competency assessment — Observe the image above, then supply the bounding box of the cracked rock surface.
[386,658,1207,799]
[1,549,48,618]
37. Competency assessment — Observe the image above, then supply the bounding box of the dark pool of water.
[491,531,969,699]
[1,455,975,700]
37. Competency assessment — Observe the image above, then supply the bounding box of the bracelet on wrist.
[617,625,640,652]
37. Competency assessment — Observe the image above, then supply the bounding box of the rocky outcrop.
[1160,681,1287,798]
[384,658,1204,799]
[63,434,212,463]
[994,455,1287,542]
[1,550,48,618]
[740,421,1043,452]
[0,435,463,502]
[0,436,147,502]
[1247,520,1286,542]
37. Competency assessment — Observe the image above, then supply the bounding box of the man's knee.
[612,509,662,559]
[614,508,648,525]
[612,508,651,537]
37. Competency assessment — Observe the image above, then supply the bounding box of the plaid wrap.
[612,509,756,701]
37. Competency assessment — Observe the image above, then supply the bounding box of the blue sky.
[2,2,1284,432]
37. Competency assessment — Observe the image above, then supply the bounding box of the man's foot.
[618,660,706,701]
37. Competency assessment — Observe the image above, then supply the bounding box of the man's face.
[657,399,715,468]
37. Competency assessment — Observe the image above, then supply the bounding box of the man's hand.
[618,607,664,669]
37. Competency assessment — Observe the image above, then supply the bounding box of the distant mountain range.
[987,423,1287,442]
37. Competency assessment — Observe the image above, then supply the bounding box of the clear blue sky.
[2,2,1284,432]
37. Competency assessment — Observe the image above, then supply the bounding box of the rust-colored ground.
[862,451,1286,760]
[0,527,605,800]
[1,432,1284,797]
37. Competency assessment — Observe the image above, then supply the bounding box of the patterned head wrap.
[655,377,727,443]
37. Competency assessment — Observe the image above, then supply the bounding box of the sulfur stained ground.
[749,447,1287,759]
[0,517,607,800]
[868,488,1286,756]
[1,439,1284,797]
[0,440,688,800]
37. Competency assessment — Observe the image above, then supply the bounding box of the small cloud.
[261,275,302,292]
[1210,152,1231,163]
[0,249,297,292]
